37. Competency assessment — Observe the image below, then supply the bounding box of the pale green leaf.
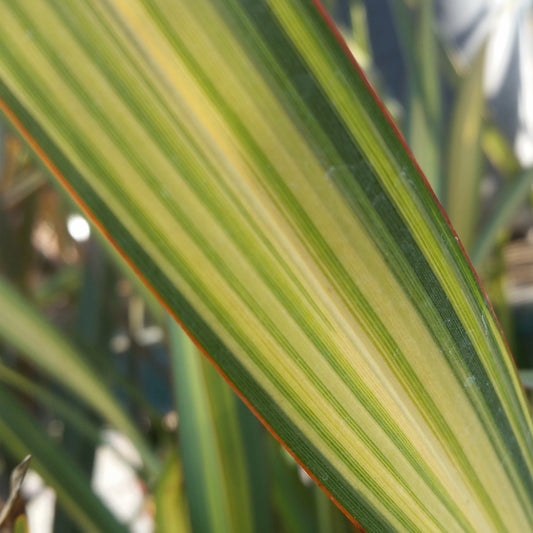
[445,47,485,248]
[169,321,257,533]
[471,167,533,268]
[155,452,192,533]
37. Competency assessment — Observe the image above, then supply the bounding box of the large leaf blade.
[0,1,532,531]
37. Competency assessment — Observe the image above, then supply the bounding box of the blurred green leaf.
[315,483,355,533]
[0,277,159,477]
[269,443,317,533]
[155,452,191,533]
[13,516,28,533]
[0,386,128,532]
[471,167,533,269]
[391,0,442,196]
[0,363,103,448]
[169,321,257,533]
[482,126,521,178]
[445,47,485,248]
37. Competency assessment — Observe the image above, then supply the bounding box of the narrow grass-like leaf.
[445,48,485,247]
[0,2,532,531]
[389,0,442,196]
[470,167,533,268]
[155,452,192,533]
[0,167,46,210]
[314,483,355,533]
[235,399,272,533]
[482,126,521,178]
[0,363,103,447]
[169,321,255,533]
[0,386,128,532]
[520,370,533,390]
[269,444,317,533]
[0,277,159,477]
